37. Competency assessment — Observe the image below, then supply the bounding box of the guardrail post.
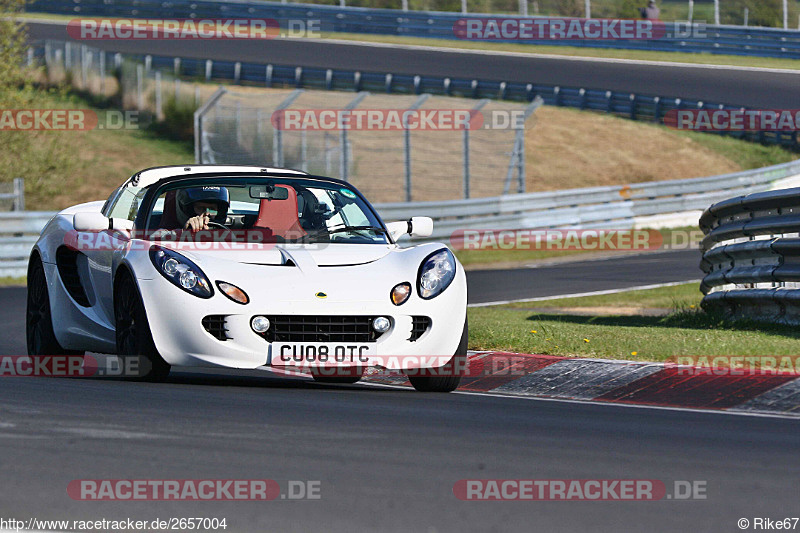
[498,81,507,100]
[325,69,333,90]
[385,73,393,93]
[13,178,24,212]
[145,55,152,73]
[266,64,273,87]
[114,52,122,70]
[579,88,586,110]
[234,62,242,84]
[629,93,637,120]
[294,66,303,88]
[353,71,362,92]
[443,77,451,96]
[653,96,661,123]
[471,79,478,98]
[526,84,533,101]
[413,75,421,95]
[554,86,561,107]
[205,59,213,81]
[605,91,613,113]
[173,57,181,77]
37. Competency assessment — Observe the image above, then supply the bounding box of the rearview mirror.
[250,185,289,200]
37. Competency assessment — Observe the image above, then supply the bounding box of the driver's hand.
[185,213,209,232]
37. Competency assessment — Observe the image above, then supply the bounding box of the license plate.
[271,343,375,365]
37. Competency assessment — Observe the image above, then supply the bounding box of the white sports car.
[26,165,468,392]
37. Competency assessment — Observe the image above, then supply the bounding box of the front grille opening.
[409,316,431,342]
[257,315,386,343]
[202,315,230,341]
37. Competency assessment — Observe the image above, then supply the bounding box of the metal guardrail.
[3,159,799,277]
[699,182,800,323]
[30,41,800,149]
[28,0,800,59]
[0,212,55,278]
[0,179,26,212]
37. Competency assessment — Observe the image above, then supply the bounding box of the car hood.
[158,243,394,268]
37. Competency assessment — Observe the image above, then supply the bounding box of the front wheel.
[115,273,171,381]
[407,318,468,393]
[26,256,83,357]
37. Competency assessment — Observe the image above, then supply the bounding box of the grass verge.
[0,277,25,287]
[468,282,800,362]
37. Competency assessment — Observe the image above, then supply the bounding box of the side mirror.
[385,217,434,241]
[73,212,110,231]
[73,213,133,232]
[409,216,433,238]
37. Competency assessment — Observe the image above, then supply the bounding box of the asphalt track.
[28,21,800,109]
[0,254,795,532]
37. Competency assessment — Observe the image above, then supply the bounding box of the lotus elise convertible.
[27,166,468,391]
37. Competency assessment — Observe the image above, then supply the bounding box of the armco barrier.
[29,41,800,148]
[0,212,56,278]
[4,159,800,277]
[28,0,800,59]
[700,183,800,323]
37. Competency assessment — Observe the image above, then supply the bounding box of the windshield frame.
[133,172,394,245]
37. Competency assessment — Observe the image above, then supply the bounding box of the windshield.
[144,177,389,245]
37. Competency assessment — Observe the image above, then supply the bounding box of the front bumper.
[135,266,467,371]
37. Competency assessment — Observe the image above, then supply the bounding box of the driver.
[175,186,230,231]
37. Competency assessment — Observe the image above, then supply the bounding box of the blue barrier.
[31,41,799,148]
[28,0,800,59]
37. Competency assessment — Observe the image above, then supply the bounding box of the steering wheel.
[206,221,232,238]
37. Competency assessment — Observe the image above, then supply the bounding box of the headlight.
[149,245,213,299]
[417,249,456,300]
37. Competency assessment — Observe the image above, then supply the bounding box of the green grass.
[0,277,25,287]
[499,281,703,309]
[468,282,800,361]
[468,307,800,362]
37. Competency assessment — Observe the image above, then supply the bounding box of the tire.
[26,256,84,357]
[407,317,468,393]
[114,272,171,381]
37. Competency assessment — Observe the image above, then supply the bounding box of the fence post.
[12,178,24,212]
[114,52,122,70]
[155,71,163,120]
[193,86,227,164]
[173,57,181,77]
[402,0,408,10]
[80,45,87,88]
[464,99,490,199]
[584,0,591,18]
[272,89,305,167]
[65,41,72,71]
[136,64,144,110]
[340,92,369,181]
[461,0,467,14]
[174,77,181,102]
[404,94,430,203]
[519,0,527,16]
[99,50,106,94]
[145,55,152,73]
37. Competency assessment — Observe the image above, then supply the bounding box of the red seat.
[253,185,307,239]
[159,190,180,229]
